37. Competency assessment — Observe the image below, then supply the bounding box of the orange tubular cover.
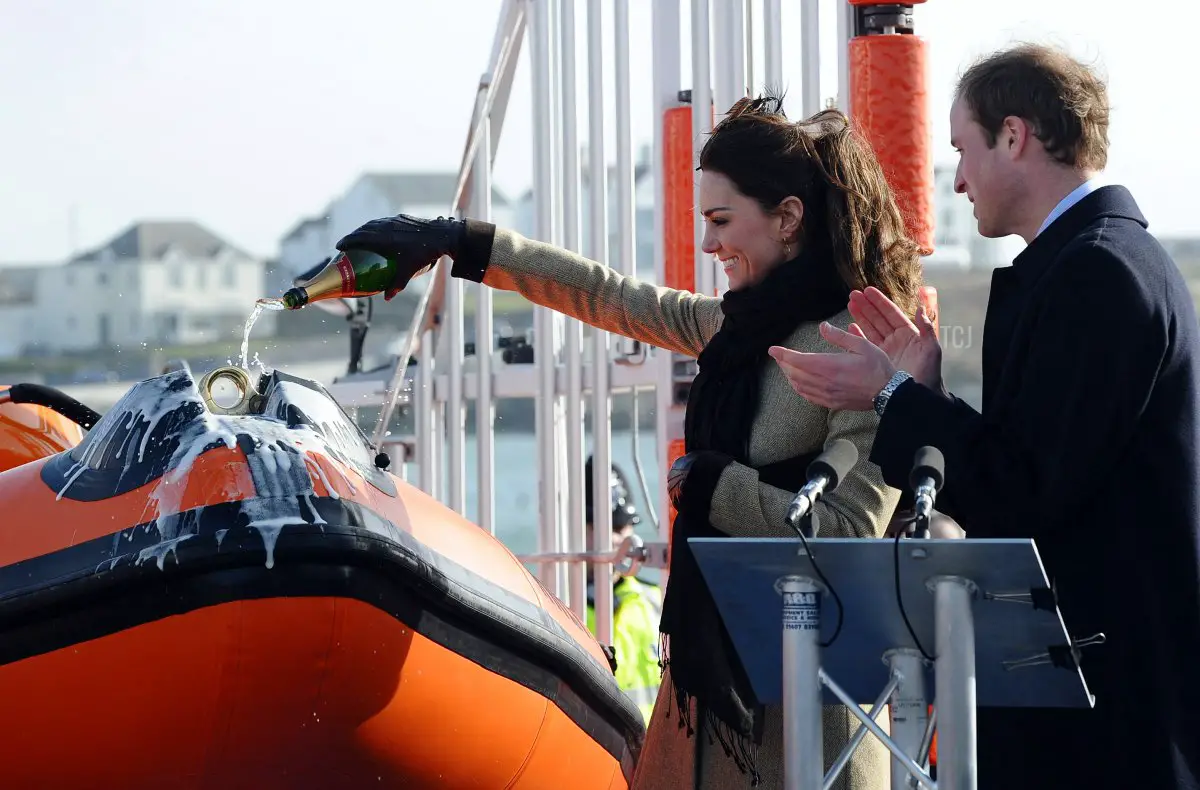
[663,106,696,294]
[661,103,699,566]
[0,386,84,474]
[849,33,935,255]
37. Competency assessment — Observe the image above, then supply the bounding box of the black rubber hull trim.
[0,496,644,779]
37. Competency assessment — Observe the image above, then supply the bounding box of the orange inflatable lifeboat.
[0,366,644,789]
[0,383,93,473]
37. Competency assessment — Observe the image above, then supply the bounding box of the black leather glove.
[335,214,467,300]
[667,453,698,511]
[669,450,737,515]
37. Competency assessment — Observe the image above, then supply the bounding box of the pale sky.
[0,0,1190,264]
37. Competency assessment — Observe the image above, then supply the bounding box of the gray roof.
[516,159,653,202]
[359,171,511,210]
[279,173,513,244]
[280,215,330,243]
[70,220,250,264]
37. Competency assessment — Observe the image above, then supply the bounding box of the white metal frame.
[327,0,840,711]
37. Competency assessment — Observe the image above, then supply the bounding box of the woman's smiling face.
[698,169,803,291]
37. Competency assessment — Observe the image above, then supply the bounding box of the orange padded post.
[661,104,695,566]
[847,3,935,256]
[663,106,696,294]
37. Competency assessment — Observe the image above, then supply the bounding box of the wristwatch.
[873,370,913,416]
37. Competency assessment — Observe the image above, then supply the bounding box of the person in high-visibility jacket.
[584,456,663,726]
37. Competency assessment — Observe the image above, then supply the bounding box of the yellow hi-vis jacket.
[587,575,663,726]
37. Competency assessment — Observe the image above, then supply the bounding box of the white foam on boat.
[57,370,368,569]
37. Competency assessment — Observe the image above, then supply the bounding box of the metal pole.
[823,671,900,790]
[615,0,635,281]
[417,327,436,497]
[547,0,570,601]
[531,0,561,595]
[821,669,935,790]
[918,706,938,772]
[690,0,713,298]
[933,575,978,790]
[744,0,755,95]
[587,0,614,648]
[711,0,744,125]
[885,648,930,790]
[711,0,742,302]
[837,0,855,114]
[764,0,782,92]
[651,0,681,589]
[613,0,636,613]
[446,258,466,513]
[779,574,823,790]
[801,0,821,117]
[471,84,496,536]
[560,0,587,617]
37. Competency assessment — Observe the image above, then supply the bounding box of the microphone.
[909,446,945,538]
[785,439,859,535]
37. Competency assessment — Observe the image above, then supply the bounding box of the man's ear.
[1002,115,1032,160]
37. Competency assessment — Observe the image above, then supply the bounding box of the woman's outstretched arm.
[454,224,723,359]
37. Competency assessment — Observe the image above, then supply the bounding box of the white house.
[28,221,268,354]
[278,172,516,279]
[0,265,43,359]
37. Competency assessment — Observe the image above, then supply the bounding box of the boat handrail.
[515,533,670,581]
[369,0,527,449]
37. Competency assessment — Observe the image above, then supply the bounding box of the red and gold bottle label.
[333,252,357,293]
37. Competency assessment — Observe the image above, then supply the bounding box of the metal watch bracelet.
[873,370,913,416]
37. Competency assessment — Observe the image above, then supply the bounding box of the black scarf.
[657,249,850,785]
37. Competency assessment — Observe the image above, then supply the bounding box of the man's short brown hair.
[955,43,1110,171]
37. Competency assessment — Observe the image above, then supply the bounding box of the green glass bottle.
[281,249,397,309]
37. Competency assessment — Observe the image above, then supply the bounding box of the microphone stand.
[908,446,945,541]
[909,512,931,540]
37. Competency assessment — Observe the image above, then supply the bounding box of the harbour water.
[408,428,665,575]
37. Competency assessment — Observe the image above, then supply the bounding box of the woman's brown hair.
[698,95,923,316]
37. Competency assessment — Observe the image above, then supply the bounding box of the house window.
[224,264,236,287]
[169,267,183,287]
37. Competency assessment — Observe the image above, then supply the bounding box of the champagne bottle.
[281,249,397,309]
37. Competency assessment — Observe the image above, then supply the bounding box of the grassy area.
[0,340,234,377]
[461,289,537,317]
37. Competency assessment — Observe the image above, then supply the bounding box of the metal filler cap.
[198,366,255,416]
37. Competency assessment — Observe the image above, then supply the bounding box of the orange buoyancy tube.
[0,367,643,789]
[848,5,934,255]
[0,384,84,473]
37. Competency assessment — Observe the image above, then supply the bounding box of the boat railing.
[515,532,670,583]
[324,0,931,651]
